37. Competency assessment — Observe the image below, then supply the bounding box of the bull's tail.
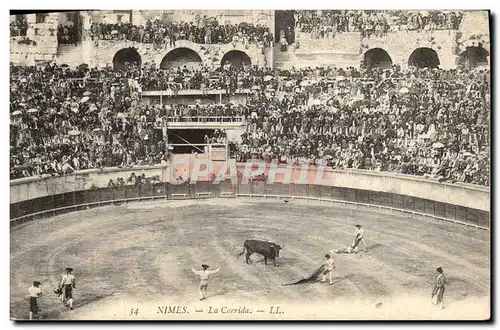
[237,243,246,258]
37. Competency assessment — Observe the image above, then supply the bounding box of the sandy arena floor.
[10,198,490,320]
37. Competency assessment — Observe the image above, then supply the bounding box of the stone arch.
[112,48,142,70]
[220,50,252,69]
[363,48,393,69]
[408,48,440,69]
[160,47,203,70]
[458,45,489,69]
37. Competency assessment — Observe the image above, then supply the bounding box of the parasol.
[399,87,409,94]
[12,110,22,116]
[81,96,90,103]
[463,152,473,157]
[27,108,38,113]
[252,85,261,90]
[264,75,274,82]
[266,88,276,92]
[83,91,92,96]
[336,76,346,81]
[432,142,444,149]
[68,130,81,136]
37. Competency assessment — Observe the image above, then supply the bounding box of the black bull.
[237,240,283,266]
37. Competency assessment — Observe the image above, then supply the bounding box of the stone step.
[295,31,362,54]
[295,52,360,69]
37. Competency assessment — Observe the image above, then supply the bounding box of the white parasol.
[264,75,274,82]
[81,96,90,103]
[27,109,38,114]
[83,91,92,96]
[432,142,444,149]
[399,87,409,94]
[12,110,22,116]
[336,76,347,81]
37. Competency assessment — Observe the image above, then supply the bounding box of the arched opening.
[458,44,489,69]
[363,48,393,69]
[220,50,251,69]
[112,48,142,70]
[160,48,202,70]
[408,48,440,69]
[275,10,295,44]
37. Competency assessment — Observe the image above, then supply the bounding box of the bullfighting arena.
[10,198,490,320]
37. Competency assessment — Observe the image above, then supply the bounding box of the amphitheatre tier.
[10,198,489,320]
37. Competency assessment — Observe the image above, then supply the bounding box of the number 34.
[129,308,139,316]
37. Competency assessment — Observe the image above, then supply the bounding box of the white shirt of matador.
[192,268,220,285]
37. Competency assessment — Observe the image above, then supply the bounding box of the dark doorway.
[458,44,489,69]
[408,48,440,69]
[167,129,215,154]
[160,48,203,69]
[112,48,142,70]
[363,48,393,69]
[220,50,251,69]
[275,10,295,44]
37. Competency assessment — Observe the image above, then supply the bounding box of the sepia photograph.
[8,7,491,321]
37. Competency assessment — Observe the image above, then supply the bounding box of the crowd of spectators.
[295,10,463,39]
[140,63,278,94]
[10,19,28,37]
[10,63,170,180]
[233,65,489,186]
[10,62,490,186]
[57,24,80,45]
[107,172,162,187]
[90,18,273,48]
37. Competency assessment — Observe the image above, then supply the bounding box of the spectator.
[9,62,490,187]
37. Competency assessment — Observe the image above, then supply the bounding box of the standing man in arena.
[320,254,335,285]
[191,264,220,300]
[28,281,43,320]
[59,267,76,310]
[432,267,446,309]
[348,224,367,253]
